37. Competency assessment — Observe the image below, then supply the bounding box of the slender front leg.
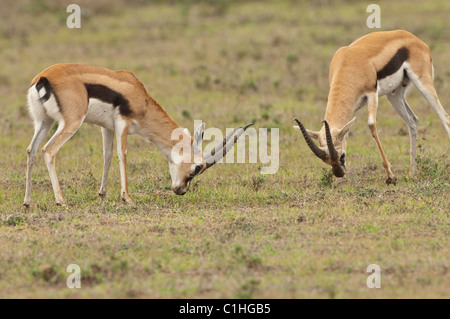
[24,120,53,207]
[98,127,114,201]
[367,92,397,185]
[115,119,134,204]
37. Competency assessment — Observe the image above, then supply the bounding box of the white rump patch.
[28,84,62,123]
[42,93,63,122]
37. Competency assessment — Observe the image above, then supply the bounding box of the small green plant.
[195,74,211,89]
[32,264,61,284]
[416,152,447,180]
[235,279,260,298]
[240,78,258,93]
[319,169,334,188]
[181,110,191,119]
[286,54,299,66]
[259,103,272,111]
[4,215,26,226]
[251,175,266,192]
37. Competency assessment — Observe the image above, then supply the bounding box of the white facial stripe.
[169,162,183,188]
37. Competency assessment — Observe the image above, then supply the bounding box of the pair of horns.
[294,119,344,177]
[203,123,254,168]
[294,119,338,162]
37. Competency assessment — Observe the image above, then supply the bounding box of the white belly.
[84,98,116,130]
[84,98,141,135]
[377,63,406,96]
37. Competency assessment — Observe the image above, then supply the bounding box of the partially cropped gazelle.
[294,30,450,184]
[24,63,251,207]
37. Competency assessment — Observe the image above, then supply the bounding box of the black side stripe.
[377,47,409,80]
[84,83,132,117]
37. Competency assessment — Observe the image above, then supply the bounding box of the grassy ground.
[0,0,449,298]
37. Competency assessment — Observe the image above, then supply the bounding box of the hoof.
[121,194,135,205]
[56,201,66,207]
[23,202,31,208]
[386,176,397,185]
[99,193,106,201]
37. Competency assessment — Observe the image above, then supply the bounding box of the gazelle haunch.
[24,63,252,207]
[294,30,450,184]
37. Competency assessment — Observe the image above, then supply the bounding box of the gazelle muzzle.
[294,119,345,178]
[323,120,345,177]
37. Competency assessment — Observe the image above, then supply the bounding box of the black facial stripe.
[188,165,202,180]
[377,47,409,80]
[340,153,346,166]
[84,83,132,117]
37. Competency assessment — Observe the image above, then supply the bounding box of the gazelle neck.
[324,80,361,130]
[136,94,190,163]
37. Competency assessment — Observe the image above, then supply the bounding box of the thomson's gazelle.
[24,64,251,207]
[294,30,450,184]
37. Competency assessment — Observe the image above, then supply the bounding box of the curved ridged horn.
[206,127,240,160]
[294,119,327,161]
[204,123,254,168]
[322,120,338,163]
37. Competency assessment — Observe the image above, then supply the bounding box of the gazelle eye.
[188,165,202,180]
[340,153,346,165]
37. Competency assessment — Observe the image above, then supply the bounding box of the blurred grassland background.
[0,0,448,298]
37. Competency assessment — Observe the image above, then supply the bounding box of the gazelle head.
[169,122,253,195]
[293,117,356,178]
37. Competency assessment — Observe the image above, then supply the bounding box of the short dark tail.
[35,77,52,103]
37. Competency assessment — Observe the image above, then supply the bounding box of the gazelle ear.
[193,123,205,155]
[338,117,356,139]
[293,125,320,140]
[194,123,205,142]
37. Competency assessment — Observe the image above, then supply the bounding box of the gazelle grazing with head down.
[24,63,251,207]
[294,30,450,184]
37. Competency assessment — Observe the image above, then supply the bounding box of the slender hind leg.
[406,66,450,140]
[42,119,84,206]
[24,119,53,207]
[115,118,134,204]
[98,127,114,201]
[386,84,419,176]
